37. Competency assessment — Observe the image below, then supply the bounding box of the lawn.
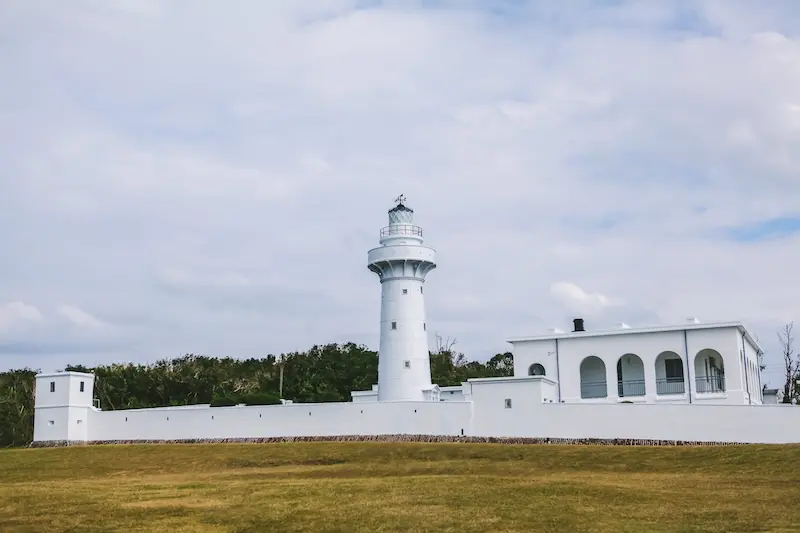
[1,442,799,532]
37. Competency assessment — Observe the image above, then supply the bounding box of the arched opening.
[655,351,685,395]
[580,356,607,399]
[694,349,726,393]
[528,363,546,376]
[616,353,645,397]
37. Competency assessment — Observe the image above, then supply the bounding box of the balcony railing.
[580,381,608,399]
[656,378,685,395]
[695,375,726,394]
[617,379,646,397]
[380,224,423,238]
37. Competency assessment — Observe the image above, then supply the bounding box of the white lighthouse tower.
[368,195,438,402]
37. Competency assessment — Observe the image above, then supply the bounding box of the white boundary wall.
[86,401,472,441]
[467,379,800,444]
[471,402,800,444]
[39,399,800,445]
[32,373,800,445]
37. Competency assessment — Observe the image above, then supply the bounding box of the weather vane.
[394,194,406,205]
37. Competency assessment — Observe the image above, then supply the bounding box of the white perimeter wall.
[469,380,800,444]
[86,401,472,441]
[35,376,800,445]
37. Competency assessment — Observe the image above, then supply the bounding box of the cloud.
[0,1,798,387]
[57,305,107,329]
[549,282,613,315]
[0,302,43,334]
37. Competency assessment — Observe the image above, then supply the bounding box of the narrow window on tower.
[404,360,411,369]
[79,381,85,392]
[50,382,55,393]
[402,289,408,295]
[421,286,424,294]
[423,323,426,331]
[391,322,397,330]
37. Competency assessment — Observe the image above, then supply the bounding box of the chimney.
[572,318,585,332]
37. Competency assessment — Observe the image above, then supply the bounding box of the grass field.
[1,442,799,533]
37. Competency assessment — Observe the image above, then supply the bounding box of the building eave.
[35,371,96,379]
[507,321,764,353]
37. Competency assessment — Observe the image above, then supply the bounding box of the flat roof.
[36,371,95,379]
[507,321,764,353]
[350,390,377,396]
[467,375,558,385]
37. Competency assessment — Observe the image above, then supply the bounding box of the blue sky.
[1,0,799,388]
[727,216,800,242]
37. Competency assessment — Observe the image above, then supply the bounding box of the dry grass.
[1,442,799,532]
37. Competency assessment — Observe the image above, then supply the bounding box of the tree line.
[0,337,513,448]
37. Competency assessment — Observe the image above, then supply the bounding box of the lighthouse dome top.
[376,195,424,244]
[388,195,414,225]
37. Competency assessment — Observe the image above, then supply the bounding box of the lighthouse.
[367,195,437,402]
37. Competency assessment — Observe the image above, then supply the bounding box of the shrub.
[210,392,281,407]
[210,395,239,407]
[239,392,281,406]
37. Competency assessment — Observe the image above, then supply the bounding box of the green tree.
[0,368,37,447]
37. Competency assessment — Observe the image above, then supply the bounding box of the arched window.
[655,351,685,395]
[580,356,607,399]
[616,353,645,397]
[694,349,726,393]
[528,363,546,376]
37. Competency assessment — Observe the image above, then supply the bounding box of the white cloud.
[0,302,43,334]
[549,282,613,315]
[57,305,106,329]
[0,0,798,386]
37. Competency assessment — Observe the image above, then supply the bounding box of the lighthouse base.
[351,383,451,403]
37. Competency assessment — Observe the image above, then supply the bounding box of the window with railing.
[617,379,646,397]
[695,375,726,393]
[656,378,685,395]
[655,356,685,395]
[580,381,608,399]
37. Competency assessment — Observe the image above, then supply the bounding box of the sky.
[1,0,798,388]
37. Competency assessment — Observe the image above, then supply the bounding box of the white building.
[507,317,764,406]
[30,198,800,446]
[762,388,783,404]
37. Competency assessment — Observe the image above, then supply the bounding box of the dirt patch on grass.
[122,497,226,510]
